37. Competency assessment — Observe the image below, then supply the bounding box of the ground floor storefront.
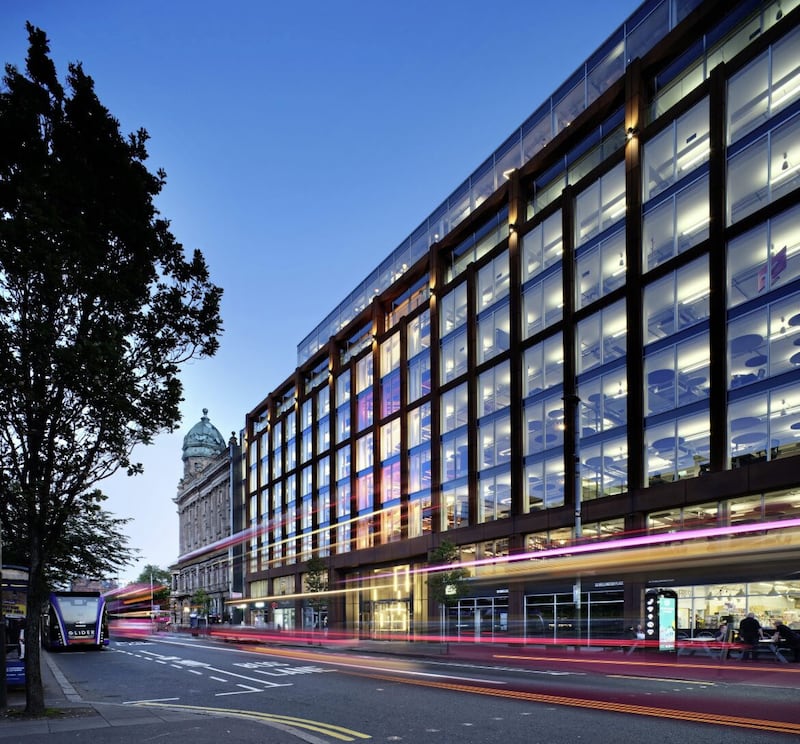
[240,524,799,642]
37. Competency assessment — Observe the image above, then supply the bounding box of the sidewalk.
[1,651,200,738]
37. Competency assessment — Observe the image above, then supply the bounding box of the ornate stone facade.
[170,409,235,625]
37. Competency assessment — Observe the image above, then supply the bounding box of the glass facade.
[240,0,800,639]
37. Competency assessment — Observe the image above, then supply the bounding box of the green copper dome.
[182,408,227,460]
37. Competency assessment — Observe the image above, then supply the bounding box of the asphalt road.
[10,634,800,743]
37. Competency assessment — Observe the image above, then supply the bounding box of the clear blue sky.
[2,0,635,582]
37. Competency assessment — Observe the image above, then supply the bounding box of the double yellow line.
[344,671,800,737]
[133,701,371,742]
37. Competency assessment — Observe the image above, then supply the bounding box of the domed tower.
[181,408,227,479]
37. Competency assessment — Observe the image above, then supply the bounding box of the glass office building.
[237,0,800,641]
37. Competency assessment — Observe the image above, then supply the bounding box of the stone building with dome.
[170,409,241,626]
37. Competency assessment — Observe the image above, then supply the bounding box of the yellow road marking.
[339,670,800,736]
[133,701,371,741]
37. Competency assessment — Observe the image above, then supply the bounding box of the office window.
[407,310,431,357]
[336,481,350,520]
[477,299,510,363]
[380,461,401,505]
[524,456,565,512]
[408,353,431,402]
[522,269,563,339]
[336,445,350,481]
[380,418,401,461]
[643,174,709,271]
[727,204,800,307]
[478,468,511,523]
[380,332,401,375]
[643,98,709,201]
[478,254,510,311]
[336,371,351,405]
[577,300,626,374]
[575,161,625,246]
[522,210,562,283]
[356,471,373,512]
[336,523,351,554]
[729,380,800,466]
[644,256,709,342]
[478,361,511,417]
[441,429,469,482]
[578,371,627,435]
[645,332,710,415]
[576,228,626,308]
[728,25,800,144]
[727,113,800,225]
[439,282,468,335]
[579,433,628,500]
[440,327,468,383]
[317,414,330,453]
[356,388,373,431]
[441,382,468,434]
[524,394,564,456]
[441,483,469,530]
[523,333,564,396]
[301,428,312,463]
[356,353,373,395]
[478,412,511,470]
[317,386,330,418]
[317,456,330,488]
[381,506,402,543]
[408,492,432,537]
[408,401,431,448]
[646,409,710,485]
[356,515,374,549]
[336,401,350,444]
[356,432,373,472]
[408,445,431,494]
[728,291,800,389]
[286,431,297,472]
[380,368,401,418]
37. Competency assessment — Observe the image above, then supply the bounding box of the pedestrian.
[714,622,728,642]
[738,612,763,660]
[771,619,800,662]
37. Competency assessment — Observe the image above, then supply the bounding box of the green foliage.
[304,555,328,609]
[135,564,171,606]
[426,540,470,606]
[192,588,211,613]
[0,24,223,714]
[135,564,172,585]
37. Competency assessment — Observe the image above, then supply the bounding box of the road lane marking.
[346,670,800,736]
[124,697,180,704]
[133,701,372,741]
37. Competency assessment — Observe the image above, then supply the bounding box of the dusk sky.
[2,0,635,582]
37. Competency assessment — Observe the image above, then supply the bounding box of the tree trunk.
[24,545,48,715]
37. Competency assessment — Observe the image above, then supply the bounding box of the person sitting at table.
[771,620,800,662]
[714,622,729,642]
[738,612,764,660]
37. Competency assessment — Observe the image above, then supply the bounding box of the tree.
[426,540,470,645]
[134,564,171,610]
[191,588,211,616]
[135,564,171,586]
[0,24,223,715]
[304,555,328,637]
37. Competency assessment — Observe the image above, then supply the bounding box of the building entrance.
[451,596,509,640]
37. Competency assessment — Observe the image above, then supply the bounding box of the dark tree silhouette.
[0,24,223,714]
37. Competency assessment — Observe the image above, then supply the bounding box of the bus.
[41,591,109,650]
[104,582,170,638]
